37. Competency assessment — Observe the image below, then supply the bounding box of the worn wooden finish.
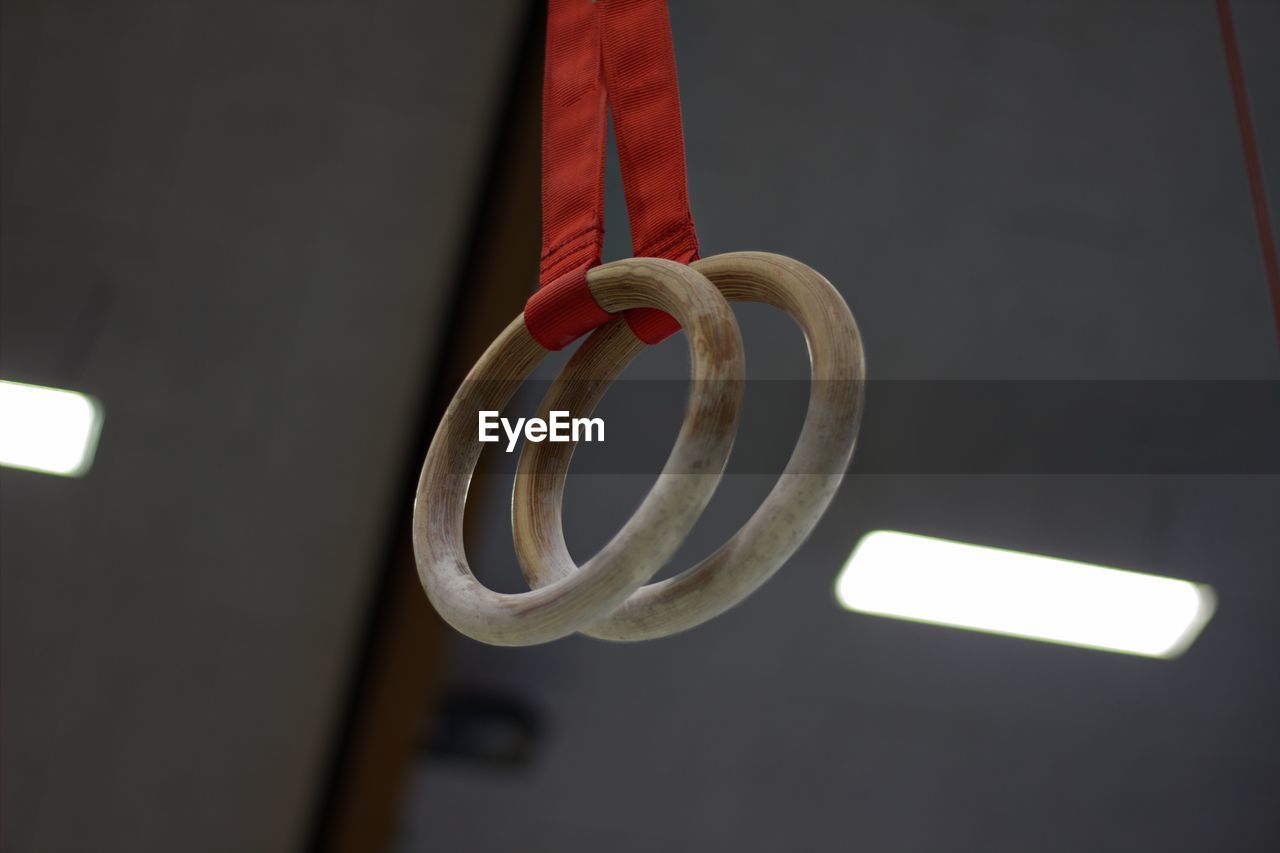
[513,251,865,641]
[413,258,744,646]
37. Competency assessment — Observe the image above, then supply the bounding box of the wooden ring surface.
[513,252,865,641]
[413,258,744,646]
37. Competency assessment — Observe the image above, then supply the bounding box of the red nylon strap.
[1215,0,1280,348]
[524,0,699,350]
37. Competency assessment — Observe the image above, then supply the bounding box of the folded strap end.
[524,266,613,350]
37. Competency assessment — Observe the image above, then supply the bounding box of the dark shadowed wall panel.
[0,2,523,851]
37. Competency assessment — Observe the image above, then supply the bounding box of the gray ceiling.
[397,2,1280,852]
[2,1,1277,852]
[1,1,523,850]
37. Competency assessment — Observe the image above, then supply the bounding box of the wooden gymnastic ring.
[413,258,744,646]
[513,252,865,641]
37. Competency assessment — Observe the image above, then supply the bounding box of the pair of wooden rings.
[413,252,865,645]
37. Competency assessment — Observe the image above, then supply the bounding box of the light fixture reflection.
[835,531,1215,658]
[0,380,103,477]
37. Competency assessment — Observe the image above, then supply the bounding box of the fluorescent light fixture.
[0,380,103,477]
[835,531,1215,658]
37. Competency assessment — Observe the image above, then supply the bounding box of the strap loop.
[525,0,698,351]
[524,265,611,351]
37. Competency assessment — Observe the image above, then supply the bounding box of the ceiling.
[1,1,523,849]
[396,2,1280,851]
[2,1,1277,852]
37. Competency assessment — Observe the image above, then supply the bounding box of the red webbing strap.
[524,0,699,350]
[526,0,610,349]
[1215,0,1280,348]
[601,0,699,343]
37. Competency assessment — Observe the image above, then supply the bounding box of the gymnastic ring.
[413,258,744,646]
[513,252,864,641]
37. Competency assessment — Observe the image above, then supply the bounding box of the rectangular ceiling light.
[835,531,1215,658]
[0,380,103,477]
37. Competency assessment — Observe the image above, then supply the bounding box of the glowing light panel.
[835,531,1214,658]
[0,380,103,477]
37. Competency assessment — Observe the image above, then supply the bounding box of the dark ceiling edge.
[304,3,544,851]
